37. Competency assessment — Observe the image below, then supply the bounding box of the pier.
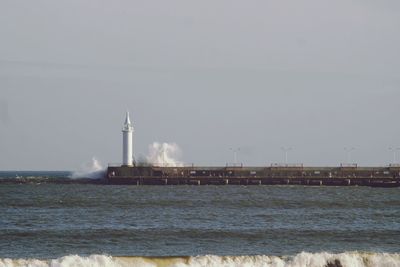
[106,164,400,187]
[104,113,400,187]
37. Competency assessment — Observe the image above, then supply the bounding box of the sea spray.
[1,252,400,267]
[69,157,105,179]
[146,142,183,167]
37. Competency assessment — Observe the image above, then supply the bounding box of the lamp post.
[230,148,240,166]
[388,147,400,164]
[281,147,292,165]
[344,147,355,164]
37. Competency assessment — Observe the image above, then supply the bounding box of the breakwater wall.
[106,165,400,187]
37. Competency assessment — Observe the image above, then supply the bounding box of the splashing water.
[69,157,105,179]
[1,252,400,267]
[146,142,183,167]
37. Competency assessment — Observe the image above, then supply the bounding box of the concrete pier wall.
[106,165,400,187]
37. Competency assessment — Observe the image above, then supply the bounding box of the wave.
[146,142,183,167]
[1,252,400,267]
[69,157,105,179]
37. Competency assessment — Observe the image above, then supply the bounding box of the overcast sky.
[1,0,399,170]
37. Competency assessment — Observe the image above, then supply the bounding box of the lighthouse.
[122,111,134,166]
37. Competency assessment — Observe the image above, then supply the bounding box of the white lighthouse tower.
[122,111,134,166]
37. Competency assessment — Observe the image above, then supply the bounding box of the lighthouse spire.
[124,111,131,126]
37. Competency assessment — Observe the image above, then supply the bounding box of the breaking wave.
[147,142,183,167]
[1,252,400,267]
[69,157,105,179]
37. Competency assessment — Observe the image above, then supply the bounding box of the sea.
[0,171,399,267]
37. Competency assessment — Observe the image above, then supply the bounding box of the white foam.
[0,255,155,267]
[146,142,183,167]
[69,157,105,179]
[1,252,400,267]
[185,253,400,267]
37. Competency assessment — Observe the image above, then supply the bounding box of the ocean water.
[0,172,399,267]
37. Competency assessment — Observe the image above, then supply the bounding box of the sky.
[0,0,399,170]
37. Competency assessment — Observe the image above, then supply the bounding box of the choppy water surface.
[0,177,399,266]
